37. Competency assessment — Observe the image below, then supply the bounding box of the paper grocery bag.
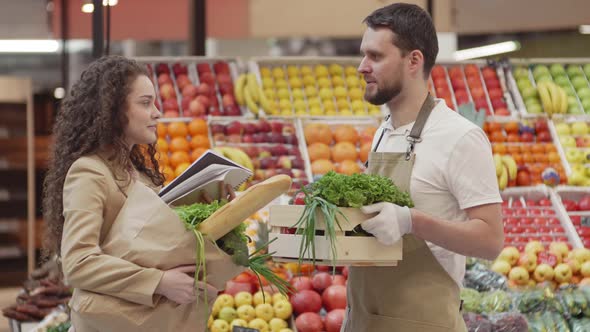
[82,180,244,331]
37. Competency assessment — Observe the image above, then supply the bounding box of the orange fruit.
[533,153,548,163]
[489,131,505,143]
[492,143,507,154]
[507,145,521,154]
[504,122,519,134]
[360,126,378,144]
[333,125,359,145]
[304,123,333,145]
[336,160,361,175]
[169,151,190,168]
[307,142,331,162]
[488,122,502,132]
[531,144,545,154]
[512,153,523,166]
[519,144,531,153]
[311,159,335,175]
[545,144,557,153]
[332,142,358,162]
[156,138,169,153]
[169,137,190,152]
[160,165,174,182]
[167,122,188,138]
[175,162,191,177]
[189,135,210,150]
[522,153,534,164]
[157,123,167,138]
[360,142,372,163]
[190,147,208,162]
[188,118,208,136]
[506,134,520,143]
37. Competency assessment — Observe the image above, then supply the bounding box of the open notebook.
[158,149,252,206]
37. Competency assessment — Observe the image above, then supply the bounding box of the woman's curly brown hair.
[42,55,165,258]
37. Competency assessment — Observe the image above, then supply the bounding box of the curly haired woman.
[42,55,237,332]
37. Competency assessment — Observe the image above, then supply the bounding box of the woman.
[42,55,237,331]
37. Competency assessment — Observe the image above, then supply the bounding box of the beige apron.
[342,94,467,332]
[70,179,244,332]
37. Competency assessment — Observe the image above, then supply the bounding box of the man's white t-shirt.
[371,98,502,286]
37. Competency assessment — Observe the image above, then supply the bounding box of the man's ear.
[408,50,425,77]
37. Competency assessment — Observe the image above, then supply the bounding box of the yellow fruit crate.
[268,205,402,266]
[248,56,387,118]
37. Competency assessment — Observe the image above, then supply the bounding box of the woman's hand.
[154,265,197,304]
[200,183,236,203]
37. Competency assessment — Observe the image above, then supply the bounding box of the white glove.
[360,202,412,246]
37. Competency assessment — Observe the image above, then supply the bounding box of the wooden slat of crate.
[269,233,401,266]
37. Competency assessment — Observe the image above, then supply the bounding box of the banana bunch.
[235,73,277,115]
[494,154,517,191]
[213,146,254,191]
[537,81,567,115]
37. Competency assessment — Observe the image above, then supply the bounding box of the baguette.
[199,175,292,241]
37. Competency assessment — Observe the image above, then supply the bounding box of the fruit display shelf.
[299,118,379,179]
[430,61,517,116]
[248,56,385,118]
[501,186,583,251]
[548,117,590,185]
[208,117,312,195]
[556,186,590,248]
[507,59,590,116]
[486,117,567,187]
[137,56,248,119]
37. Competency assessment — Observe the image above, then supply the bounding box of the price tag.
[581,216,590,227]
[233,327,259,332]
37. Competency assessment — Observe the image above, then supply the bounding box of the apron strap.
[404,93,435,160]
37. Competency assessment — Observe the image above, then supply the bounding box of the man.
[342,3,504,331]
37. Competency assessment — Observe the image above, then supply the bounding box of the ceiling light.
[81,0,118,13]
[453,41,521,61]
[0,40,60,53]
[54,87,66,99]
[580,25,590,34]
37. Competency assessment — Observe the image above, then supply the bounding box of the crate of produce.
[136,56,248,118]
[268,204,402,266]
[506,59,590,117]
[154,118,213,186]
[208,117,312,194]
[430,61,517,116]
[555,186,590,248]
[501,186,582,250]
[299,117,380,179]
[248,56,385,118]
[485,117,566,188]
[549,116,590,185]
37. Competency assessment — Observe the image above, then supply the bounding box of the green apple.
[550,64,566,77]
[567,65,584,78]
[571,76,589,91]
[570,106,583,114]
[555,123,572,136]
[565,86,577,96]
[527,103,543,114]
[568,170,587,186]
[578,87,590,99]
[585,64,590,78]
[554,75,570,87]
[568,96,579,107]
[560,136,576,147]
[572,122,589,135]
[517,79,533,91]
[582,98,590,111]
[237,304,256,322]
[536,75,553,83]
[521,86,538,99]
[513,66,530,80]
[533,65,550,79]
[566,148,585,163]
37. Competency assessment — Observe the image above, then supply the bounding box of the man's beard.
[364,80,402,105]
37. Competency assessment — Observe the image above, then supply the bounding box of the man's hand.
[360,202,412,246]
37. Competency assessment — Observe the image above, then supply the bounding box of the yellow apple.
[304,86,318,98]
[574,248,590,263]
[581,261,590,277]
[262,77,275,89]
[300,65,313,76]
[272,68,285,80]
[234,292,253,307]
[524,241,545,255]
[277,88,290,99]
[325,109,338,116]
[554,263,573,283]
[498,247,520,266]
[272,293,289,304]
[210,319,230,332]
[340,109,353,116]
[276,79,288,90]
[289,77,303,89]
[253,291,273,306]
[269,317,288,331]
[303,75,316,87]
[336,98,350,110]
[346,75,360,88]
[237,304,256,322]
[291,89,305,100]
[334,86,347,99]
[491,260,511,275]
[565,258,581,275]
[309,107,324,116]
[249,318,270,332]
[549,242,570,261]
[509,266,529,285]
[534,263,555,282]
[332,76,345,87]
[230,318,249,328]
[218,306,238,323]
[273,300,293,320]
[215,294,235,309]
[260,67,272,78]
[315,65,329,78]
[264,88,276,100]
[518,252,537,273]
[208,315,214,329]
[287,65,300,77]
[349,88,363,101]
[345,66,358,76]
[317,77,331,88]
[255,303,275,322]
[319,88,334,99]
[212,301,222,318]
[329,64,343,76]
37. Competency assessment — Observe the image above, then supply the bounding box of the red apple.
[224,121,243,136]
[188,99,206,116]
[222,94,236,107]
[295,312,324,332]
[162,99,179,111]
[224,105,242,116]
[195,95,210,109]
[172,63,188,76]
[157,73,172,86]
[213,61,230,75]
[488,88,503,99]
[431,66,446,79]
[562,200,579,211]
[199,72,215,85]
[196,63,211,74]
[195,83,211,96]
[159,83,176,100]
[163,110,179,118]
[218,83,234,95]
[322,285,347,311]
[520,132,534,143]
[291,276,313,292]
[155,63,170,75]
[491,98,507,109]
[181,84,198,99]
[217,73,232,85]
[579,196,590,211]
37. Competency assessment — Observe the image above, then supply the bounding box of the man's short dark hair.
[363,3,438,78]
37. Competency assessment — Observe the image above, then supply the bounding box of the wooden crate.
[269,205,402,266]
